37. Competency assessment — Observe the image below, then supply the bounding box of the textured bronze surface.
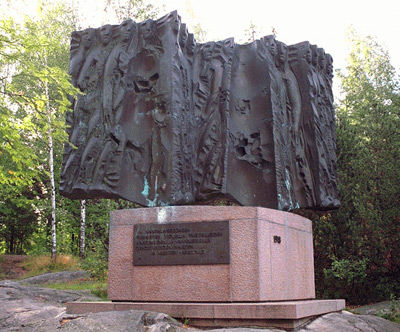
[60,11,340,211]
[133,221,230,265]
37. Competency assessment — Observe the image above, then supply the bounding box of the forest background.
[0,0,399,305]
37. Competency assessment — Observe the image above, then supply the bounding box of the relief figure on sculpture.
[81,24,115,186]
[127,18,168,205]
[193,41,233,199]
[261,35,293,210]
[316,47,339,208]
[287,41,317,207]
[224,36,276,207]
[170,21,196,204]
[60,11,340,210]
[61,28,94,177]
[275,40,299,209]
[307,45,334,208]
[61,27,102,194]
[91,19,137,190]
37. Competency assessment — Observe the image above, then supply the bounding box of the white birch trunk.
[45,72,57,263]
[80,199,86,258]
[48,114,57,262]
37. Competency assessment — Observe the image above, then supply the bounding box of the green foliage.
[0,254,4,278]
[54,197,81,255]
[1,2,399,308]
[0,1,78,255]
[90,284,108,300]
[0,0,155,260]
[0,196,38,254]
[313,28,400,304]
[78,246,108,281]
[182,317,191,326]
[376,295,400,324]
[327,258,368,285]
[78,198,137,280]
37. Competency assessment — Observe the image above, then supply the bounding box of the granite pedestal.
[67,206,345,329]
[109,206,315,302]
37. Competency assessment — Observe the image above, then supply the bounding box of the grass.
[21,254,79,278]
[0,255,5,279]
[36,279,108,300]
[16,253,108,300]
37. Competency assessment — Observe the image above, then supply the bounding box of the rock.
[4,280,98,303]
[19,270,88,285]
[297,311,400,332]
[57,310,198,332]
[209,329,285,332]
[0,280,101,332]
[0,280,67,332]
[351,301,392,315]
[1,278,400,332]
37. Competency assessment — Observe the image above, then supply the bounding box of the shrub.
[79,249,108,281]
[377,295,400,324]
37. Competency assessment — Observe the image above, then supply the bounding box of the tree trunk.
[80,199,86,258]
[45,75,57,263]
[49,118,57,263]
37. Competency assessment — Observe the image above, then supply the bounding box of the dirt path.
[0,254,28,279]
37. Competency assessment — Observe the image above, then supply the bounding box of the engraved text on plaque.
[133,221,230,265]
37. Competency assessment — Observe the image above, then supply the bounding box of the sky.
[153,0,400,73]
[2,0,400,75]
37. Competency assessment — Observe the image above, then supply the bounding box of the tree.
[79,199,86,258]
[0,2,78,258]
[104,0,160,22]
[180,0,207,42]
[243,21,261,43]
[1,0,166,259]
[192,23,207,43]
[313,28,400,303]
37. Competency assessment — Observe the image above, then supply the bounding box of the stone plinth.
[108,206,315,302]
[66,299,345,330]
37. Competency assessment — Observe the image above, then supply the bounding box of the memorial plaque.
[133,221,230,266]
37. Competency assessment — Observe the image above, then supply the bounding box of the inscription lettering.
[133,221,229,265]
[274,235,282,244]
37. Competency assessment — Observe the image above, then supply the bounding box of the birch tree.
[80,199,86,258]
[0,3,78,258]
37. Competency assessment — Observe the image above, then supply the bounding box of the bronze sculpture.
[60,11,340,210]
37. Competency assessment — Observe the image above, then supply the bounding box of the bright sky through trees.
[2,0,400,73]
[156,0,400,73]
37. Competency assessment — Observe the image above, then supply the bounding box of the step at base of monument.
[66,299,345,330]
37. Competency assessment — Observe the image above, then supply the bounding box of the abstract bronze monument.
[60,11,340,211]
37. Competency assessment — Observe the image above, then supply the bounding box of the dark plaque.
[133,221,230,266]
